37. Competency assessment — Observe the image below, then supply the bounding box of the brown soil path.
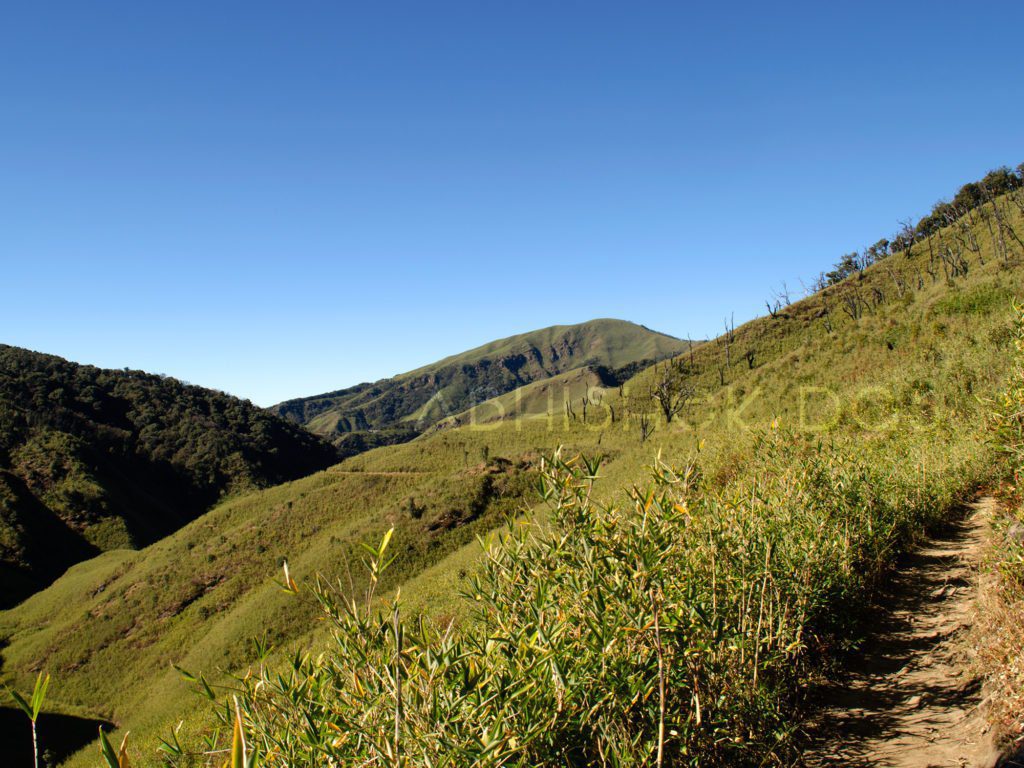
[802,498,1014,768]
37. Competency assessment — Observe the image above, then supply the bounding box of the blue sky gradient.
[3,1,1023,405]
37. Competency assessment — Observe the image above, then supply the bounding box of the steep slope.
[3,170,1023,766]
[0,346,340,607]
[271,318,688,451]
[3,180,1023,766]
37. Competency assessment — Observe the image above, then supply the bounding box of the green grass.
[190,431,986,766]
[2,190,1024,764]
[932,282,1014,316]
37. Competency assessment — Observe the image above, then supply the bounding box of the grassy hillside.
[3,171,1024,765]
[0,346,340,607]
[271,318,689,453]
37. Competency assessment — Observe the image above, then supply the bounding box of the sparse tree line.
[679,163,1024,439]
[756,165,1024,327]
[551,165,1023,444]
[812,164,1024,293]
[800,165,1024,333]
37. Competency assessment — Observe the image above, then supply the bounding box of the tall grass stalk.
[169,425,981,766]
[5,672,49,768]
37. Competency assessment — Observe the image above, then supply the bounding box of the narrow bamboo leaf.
[4,686,32,719]
[31,673,50,720]
[99,727,120,768]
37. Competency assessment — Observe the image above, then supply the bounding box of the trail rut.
[802,497,1019,768]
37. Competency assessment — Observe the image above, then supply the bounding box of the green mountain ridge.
[271,318,690,452]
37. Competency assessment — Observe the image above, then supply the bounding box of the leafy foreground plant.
[168,424,979,768]
[4,672,136,768]
[101,708,258,768]
[5,671,49,768]
[99,728,131,768]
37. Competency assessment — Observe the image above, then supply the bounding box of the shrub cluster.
[170,422,980,766]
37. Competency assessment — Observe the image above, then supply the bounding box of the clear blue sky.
[3,1,1022,406]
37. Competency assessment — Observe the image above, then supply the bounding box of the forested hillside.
[0,347,339,607]
[271,318,689,453]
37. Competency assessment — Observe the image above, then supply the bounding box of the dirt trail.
[802,497,1017,768]
[328,470,429,476]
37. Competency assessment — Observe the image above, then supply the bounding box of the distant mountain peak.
[272,319,688,452]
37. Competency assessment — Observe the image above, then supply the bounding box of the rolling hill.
[271,318,690,452]
[0,346,340,608]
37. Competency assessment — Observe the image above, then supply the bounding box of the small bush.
[933,284,1012,317]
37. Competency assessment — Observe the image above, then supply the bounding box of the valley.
[3,170,1024,765]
